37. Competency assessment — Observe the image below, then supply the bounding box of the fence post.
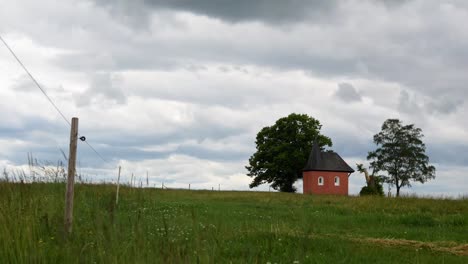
[64,117,78,234]
[116,166,121,205]
[130,173,134,187]
[189,183,191,190]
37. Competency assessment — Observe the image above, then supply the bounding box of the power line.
[83,140,108,164]
[0,35,71,127]
[0,34,110,165]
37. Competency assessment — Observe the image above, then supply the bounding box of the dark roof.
[303,141,355,173]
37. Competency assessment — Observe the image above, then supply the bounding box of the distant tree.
[367,119,435,197]
[246,113,332,192]
[356,164,384,196]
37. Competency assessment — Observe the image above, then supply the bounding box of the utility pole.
[64,117,78,234]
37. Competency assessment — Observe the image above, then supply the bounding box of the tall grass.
[1,181,467,263]
[1,153,89,185]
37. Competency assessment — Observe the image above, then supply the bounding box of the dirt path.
[263,229,468,256]
[348,236,468,256]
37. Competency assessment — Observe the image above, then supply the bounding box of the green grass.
[1,182,467,263]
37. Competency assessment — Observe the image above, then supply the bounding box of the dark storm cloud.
[336,134,468,168]
[335,83,362,102]
[79,145,168,164]
[0,114,250,167]
[426,143,468,166]
[54,1,468,115]
[0,116,68,140]
[5,0,468,109]
[0,116,70,164]
[425,97,464,115]
[399,89,464,115]
[94,0,339,24]
[71,110,250,166]
[398,90,419,114]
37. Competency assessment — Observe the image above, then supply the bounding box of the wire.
[83,140,108,164]
[0,35,71,127]
[0,34,110,165]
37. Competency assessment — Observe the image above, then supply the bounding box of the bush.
[359,183,384,196]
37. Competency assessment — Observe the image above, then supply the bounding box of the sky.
[1,0,467,197]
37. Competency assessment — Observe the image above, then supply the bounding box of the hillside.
[1,182,467,263]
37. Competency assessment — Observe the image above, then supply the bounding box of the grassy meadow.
[1,182,467,263]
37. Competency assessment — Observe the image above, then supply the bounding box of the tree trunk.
[396,185,400,197]
[363,169,370,186]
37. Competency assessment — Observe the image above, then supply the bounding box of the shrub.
[359,181,384,196]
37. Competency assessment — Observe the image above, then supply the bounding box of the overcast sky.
[1,0,467,196]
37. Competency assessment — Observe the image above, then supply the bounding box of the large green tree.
[367,119,436,197]
[246,113,332,192]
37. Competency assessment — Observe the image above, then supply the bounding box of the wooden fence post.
[64,117,78,234]
[116,166,121,205]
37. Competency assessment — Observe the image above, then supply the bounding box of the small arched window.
[318,176,324,186]
[334,176,340,186]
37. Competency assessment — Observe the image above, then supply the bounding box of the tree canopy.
[367,119,435,197]
[246,113,332,192]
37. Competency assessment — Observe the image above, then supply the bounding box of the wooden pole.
[130,173,134,187]
[64,117,79,234]
[146,171,149,187]
[189,184,191,190]
[116,166,121,205]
